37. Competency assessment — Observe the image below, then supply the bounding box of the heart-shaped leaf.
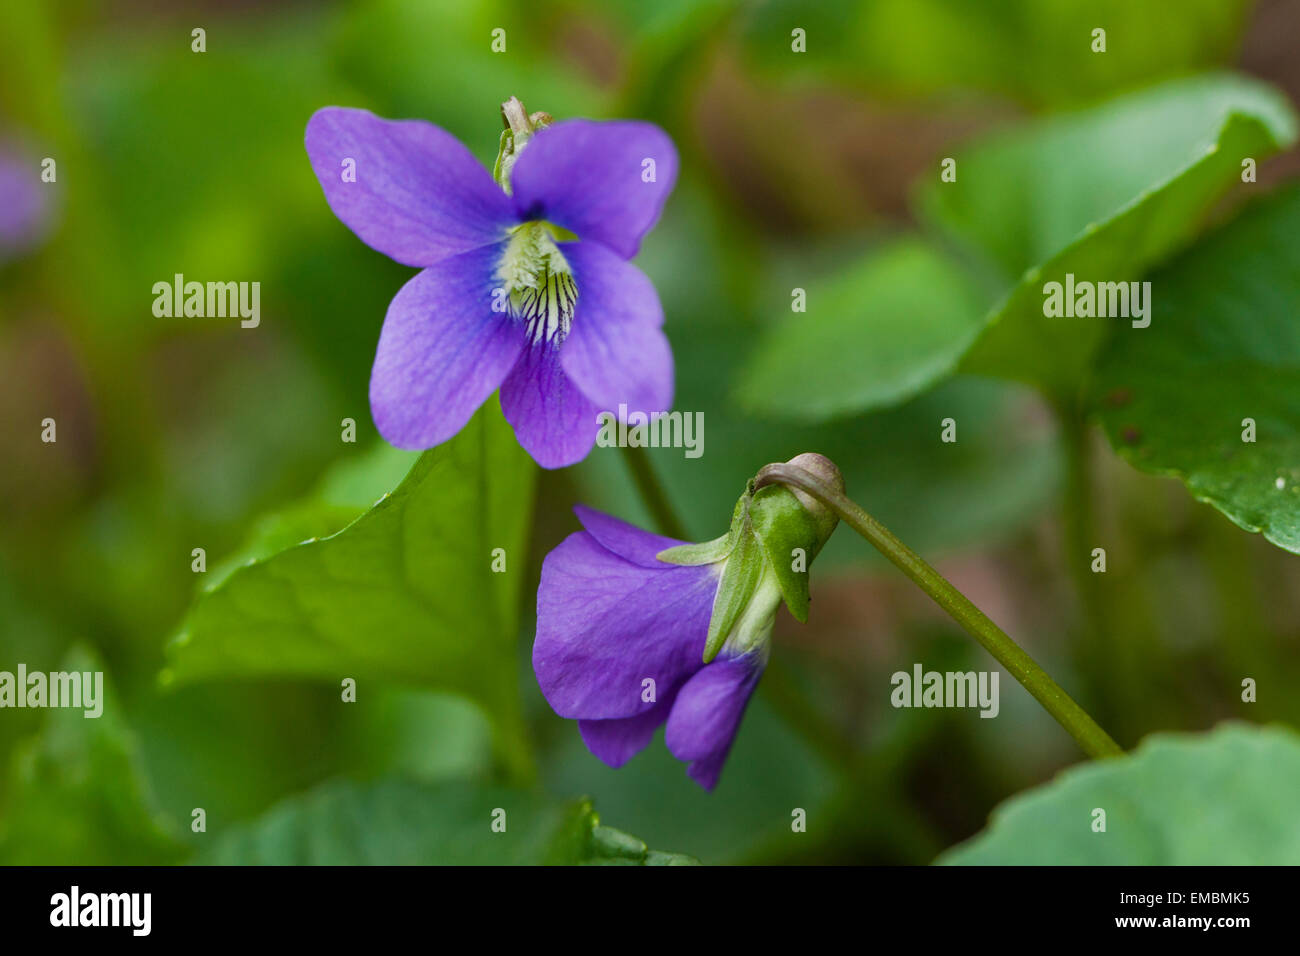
[734,76,1296,421]
[923,74,1296,394]
[941,723,1300,864]
[739,0,1252,109]
[734,240,985,420]
[165,400,535,752]
[1091,185,1300,553]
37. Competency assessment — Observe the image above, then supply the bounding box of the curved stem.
[753,463,1124,760]
[619,444,689,540]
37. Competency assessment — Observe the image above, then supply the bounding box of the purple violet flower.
[0,141,52,262]
[534,455,844,790]
[305,98,678,468]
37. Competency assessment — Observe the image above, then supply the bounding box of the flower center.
[497,221,578,347]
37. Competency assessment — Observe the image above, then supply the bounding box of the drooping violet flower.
[0,140,52,262]
[534,454,843,789]
[304,98,677,468]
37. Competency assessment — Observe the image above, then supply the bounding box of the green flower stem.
[619,444,690,540]
[1055,400,1118,724]
[753,462,1124,760]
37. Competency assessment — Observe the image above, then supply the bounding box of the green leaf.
[586,378,1061,570]
[196,778,697,865]
[740,0,1252,109]
[67,15,360,336]
[580,179,1061,561]
[920,74,1297,393]
[941,723,1300,864]
[734,240,986,420]
[615,0,740,126]
[548,694,836,863]
[331,0,604,160]
[0,646,187,865]
[1091,186,1300,553]
[204,442,420,590]
[165,400,535,740]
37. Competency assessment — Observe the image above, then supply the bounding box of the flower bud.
[657,453,843,662]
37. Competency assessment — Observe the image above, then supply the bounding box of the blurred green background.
[2,0,1299,864]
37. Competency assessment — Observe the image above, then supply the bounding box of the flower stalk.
[752,461,1124,760]
[619,444,689,540]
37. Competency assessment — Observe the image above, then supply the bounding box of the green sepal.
[491,128,510,186]
[588,825,647,860]
[656,498,745,566]
[749,484,832,623]
[644,850,700,865]
[656,533,731,566]
[702,525,765,663]
[584,824,700,865]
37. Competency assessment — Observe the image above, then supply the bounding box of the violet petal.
[533,531,716,719]
[559,241,673,419]
[510,119,677,260]
[306,106,515,268]
[499,341,601,469]
[0,145,50,259]
[578,684,679,768]
[573,504,687,568]
[369,243,525,450]
[665,651,766,790]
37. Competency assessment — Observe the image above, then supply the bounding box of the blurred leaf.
[68,17,354,335]
[0,563,65,794]
[134,681,361,833]
[156,334,345,526]
[734,239,985,420]
[165,401,535,756]
[582,376,1060,568]
[341,690,496,784]
[1091,186,1300,553]
[205,440,419,590]
[545,697,835,863]
[198,778,696,865]
[0,646,186,865]
[331,0,606,158]
[612,0,740,127]
[941,723,1300,864]
[580,180,1061,560]
[919,74,1296,394]
[0,2,64,135]
[740,0,1252,108]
